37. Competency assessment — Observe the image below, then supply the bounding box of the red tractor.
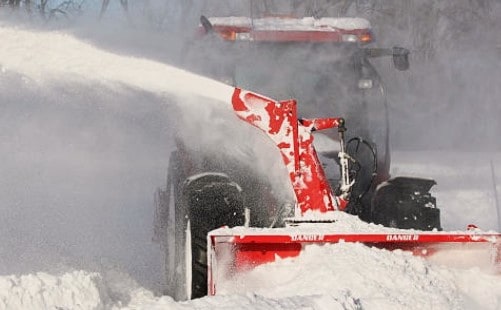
[155,0,442,300]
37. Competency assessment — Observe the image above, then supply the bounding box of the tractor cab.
[186,0,409,209]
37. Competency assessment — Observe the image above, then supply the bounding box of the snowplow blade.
[207,227,501,296]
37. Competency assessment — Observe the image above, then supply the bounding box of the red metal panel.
[234,242,302,270]
[207,25,372,43]
[251,30,343,42]
[213,232,501,244]
[231,88,343,214]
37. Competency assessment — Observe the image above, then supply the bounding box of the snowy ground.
[0,22,500,309]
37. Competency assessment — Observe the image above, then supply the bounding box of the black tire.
[183,173,245,299]
[371,177,441,231]
[160,153,245,300]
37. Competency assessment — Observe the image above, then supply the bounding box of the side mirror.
[392,47,410,71]
[200,15,213,34]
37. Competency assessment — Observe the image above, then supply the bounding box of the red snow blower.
[206,88,501,296]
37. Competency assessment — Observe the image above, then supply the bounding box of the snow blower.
[207,88,501,296]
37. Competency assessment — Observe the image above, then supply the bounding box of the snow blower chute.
[207,88,501,296]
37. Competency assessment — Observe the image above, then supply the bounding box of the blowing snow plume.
[0,24,293,291]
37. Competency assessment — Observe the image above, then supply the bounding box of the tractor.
[155,0,441,300]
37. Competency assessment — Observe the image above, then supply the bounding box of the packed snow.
[217,242,501,309]
[0,20,500,310]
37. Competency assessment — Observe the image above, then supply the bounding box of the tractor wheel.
[163,168,244,300]
[371,177,441,231]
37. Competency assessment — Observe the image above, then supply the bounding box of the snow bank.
[0,269,172,310]
[0,271,106,310]
[1,242,499,310]
[220,243,458,308]
[218,242,501,309]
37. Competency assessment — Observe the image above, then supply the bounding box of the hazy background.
[4,0,498,150]
[76,0,501,151]
[0,0,500,294]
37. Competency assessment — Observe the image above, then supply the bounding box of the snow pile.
[219,242,501,310]
[0,271,106,309]
[0,269,173,310]
[0,243,499,309]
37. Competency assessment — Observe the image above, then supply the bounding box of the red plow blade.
[207,226,501,296]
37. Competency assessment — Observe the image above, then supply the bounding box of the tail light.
[342,32,373,44]
[218,30,236,41]
[358,32,373,43]
[218,31,252,41]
